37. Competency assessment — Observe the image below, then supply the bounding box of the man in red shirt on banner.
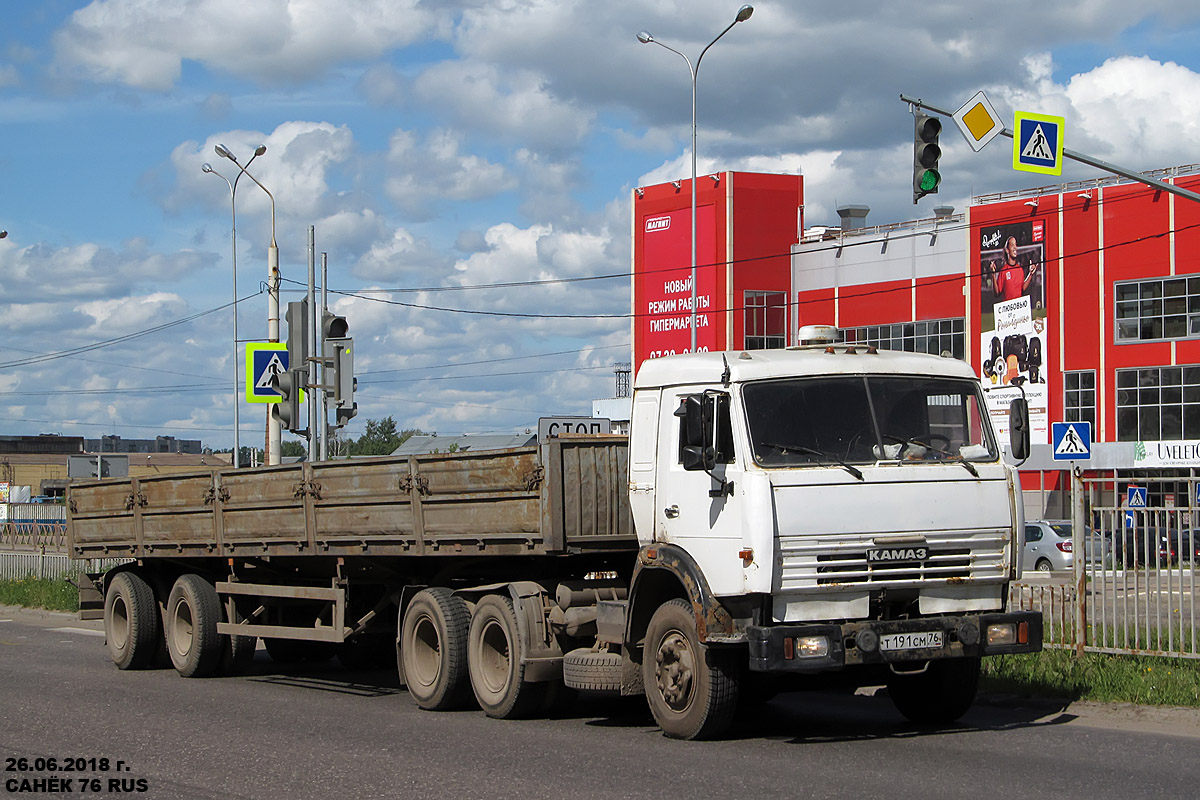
[989,236,1039,301]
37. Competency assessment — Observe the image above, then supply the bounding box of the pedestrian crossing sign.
[1051,421,1091,461]
[1013,111,1064,176]
[246,343,288,404]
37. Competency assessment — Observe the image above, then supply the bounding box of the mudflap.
[73,572,105,621]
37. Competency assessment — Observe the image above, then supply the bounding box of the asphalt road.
[3,605,1199,800]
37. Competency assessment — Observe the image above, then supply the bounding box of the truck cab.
[622,341,1040,738]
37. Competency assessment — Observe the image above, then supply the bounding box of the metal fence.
[1011,471,1199,660]
[0,550,130,582]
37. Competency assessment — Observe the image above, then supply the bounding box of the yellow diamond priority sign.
[952,91,1003,152]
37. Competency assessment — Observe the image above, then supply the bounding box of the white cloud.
[412,60,593,150]
[53,0,447,90]
[385,128,516,217]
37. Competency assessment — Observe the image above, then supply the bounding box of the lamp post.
[202,144,265,469]
[216,143,282,465]
[638,4,753,352]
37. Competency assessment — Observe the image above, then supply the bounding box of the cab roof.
[634,347,979,390]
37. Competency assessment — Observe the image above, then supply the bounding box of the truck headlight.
[795,635,830,658]
[986,623,1016,646]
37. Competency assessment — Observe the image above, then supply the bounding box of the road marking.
[51,627,105,637]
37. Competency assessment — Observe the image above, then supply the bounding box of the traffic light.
[269,368,306,434]
[322,310,348,341]
[324,336,358,428]
[285,299,309,372]
[912,112,942,203]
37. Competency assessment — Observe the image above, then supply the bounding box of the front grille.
[815,548,971,585]
[778,531,1007,590]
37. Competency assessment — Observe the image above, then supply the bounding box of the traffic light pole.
[320,252,329,462]
[307,226,318,461]
[899,94,1200,206]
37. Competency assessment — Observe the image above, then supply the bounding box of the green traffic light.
[918,169,940,192]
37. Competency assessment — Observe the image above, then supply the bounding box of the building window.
[1064,371,1097,430]
[1115,366,1200,441]
[744,291,787,350]
[841,318,965,361]
[1114,275,1200,343]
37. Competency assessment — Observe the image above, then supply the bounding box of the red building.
[790,165,1200,516]
[631,172,803,371]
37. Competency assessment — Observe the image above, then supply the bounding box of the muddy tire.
[563,648,623,692]
[165,574,223,678]
[642,599,739,740]
[886,656,981,725]
[400,588,472,710]
[104,571,161,670]
[467,594,541,719]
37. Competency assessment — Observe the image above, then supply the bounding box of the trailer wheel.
[165,574,223,678]
[467,594,541,719]
[886,656,981,725]
[563,648,623,692]
[642,599,739,740]
[400,588,471,710]
[104,571,161,670]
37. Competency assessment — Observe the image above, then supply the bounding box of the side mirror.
[675,394,716,472]
[674,394,708,448]
[1009,397,1030,461]
[681,445,717,472]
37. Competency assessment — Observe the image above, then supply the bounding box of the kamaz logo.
[646,216,671,232]
[867,547,929,563]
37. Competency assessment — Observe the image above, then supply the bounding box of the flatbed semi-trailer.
[70,343,1042,739]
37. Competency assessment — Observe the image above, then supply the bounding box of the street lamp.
[216,143,282,465]
[638,4,753,352]
[202,143,265,469]
[0,231,7,239]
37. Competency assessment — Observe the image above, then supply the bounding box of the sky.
[3,0,1200,453]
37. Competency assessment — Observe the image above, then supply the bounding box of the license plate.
[880,630,944,651]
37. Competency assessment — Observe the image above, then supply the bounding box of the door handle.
[664,505,679,519]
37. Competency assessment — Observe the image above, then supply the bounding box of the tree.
[353,417,401,456]
[280,440,307,459]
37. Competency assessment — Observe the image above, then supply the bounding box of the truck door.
[655,391,745,595]
[628,391,660,546]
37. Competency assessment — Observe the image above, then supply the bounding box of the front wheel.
[886,656,981,725]
[642,599,739,740]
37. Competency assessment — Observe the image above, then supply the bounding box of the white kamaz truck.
[70,333,1040,740]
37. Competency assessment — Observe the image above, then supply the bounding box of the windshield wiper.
[759,442,864,481]
[882,434,978,477]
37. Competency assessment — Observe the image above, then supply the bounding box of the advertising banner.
[978,218,1049,443]
[638,204,718,361]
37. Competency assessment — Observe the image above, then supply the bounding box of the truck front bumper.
[747,611,1042,673]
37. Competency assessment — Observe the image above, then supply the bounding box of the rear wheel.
[400,588,472,710]
[467,594,542,719]
[1035,559,1053,573]
[165,574,223,678]
[642,599,739,740]
[104,571,161,670]
[886,656,981,725]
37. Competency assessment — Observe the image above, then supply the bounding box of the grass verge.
[0,577,80,612]
[982,648,1200,707]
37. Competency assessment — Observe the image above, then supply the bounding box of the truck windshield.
[743,375,997,467]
